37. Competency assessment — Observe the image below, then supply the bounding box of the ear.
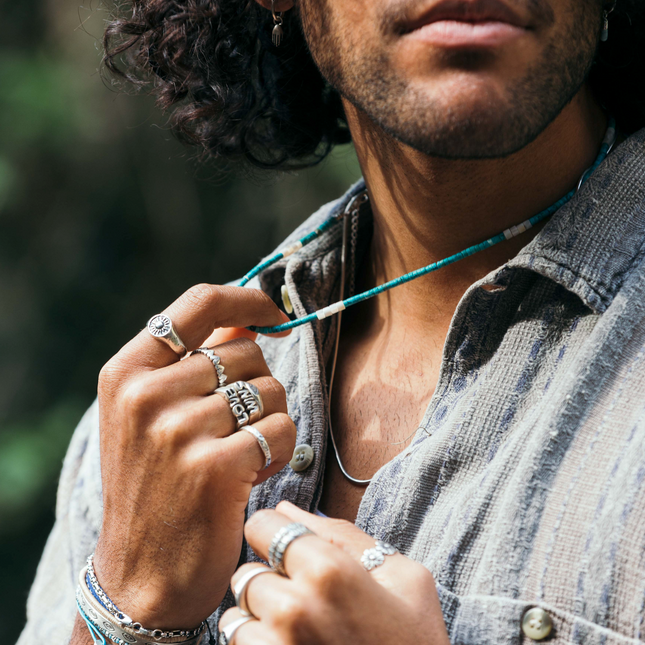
[253,0,295,11]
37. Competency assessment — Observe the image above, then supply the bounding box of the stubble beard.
[299,0,601,159]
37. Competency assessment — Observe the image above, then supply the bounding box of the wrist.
[91,549,210,632]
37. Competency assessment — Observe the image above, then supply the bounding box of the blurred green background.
[0,2,360,641]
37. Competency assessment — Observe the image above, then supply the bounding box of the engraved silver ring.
[241,426,272,469]
[147,314,187,357]
[233,381,264,424]
[215,383,251,429]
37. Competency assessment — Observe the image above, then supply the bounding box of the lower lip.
[408,20,527,48]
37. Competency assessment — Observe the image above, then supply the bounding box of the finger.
[120,285,291,371]
[203,326,258,347]
[152,337,272,398]
[189,377,289,438]
[276,501,412,588]
[244,509,356,581]
[219,413,297,484]
[218,608,261,645]
[230,563,289,619]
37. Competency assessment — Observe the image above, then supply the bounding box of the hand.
[93,284,296,631]
[220,501,451,645]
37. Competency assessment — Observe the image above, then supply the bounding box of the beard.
[298,0,601,159]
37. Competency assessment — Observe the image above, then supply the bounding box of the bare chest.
[318,334,442,521]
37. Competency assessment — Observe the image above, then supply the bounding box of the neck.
[344,85,608,333]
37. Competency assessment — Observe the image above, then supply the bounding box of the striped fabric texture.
[19,130,645,645]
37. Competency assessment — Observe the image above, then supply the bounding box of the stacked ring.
[216,382,265,429]
[268,523,314,576]
[147,314,187,357]
[191,347,227,388]
[241,426,272,469]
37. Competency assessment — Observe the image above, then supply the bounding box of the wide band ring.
[215,382,265,429]
[215,384,251,429]
[147,314,187,357]
[268,522,314,576]
[191,347,227,388]
[233,566,274,617]
[218,616,256,645]
[241,426,272,470]
[232,381,264,424]
[360,540,398,571]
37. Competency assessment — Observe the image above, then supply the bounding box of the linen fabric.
[18,130,645,645]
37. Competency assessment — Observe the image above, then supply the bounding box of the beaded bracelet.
[77,562,206,645]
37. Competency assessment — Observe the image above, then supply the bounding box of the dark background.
[0,2,361,641]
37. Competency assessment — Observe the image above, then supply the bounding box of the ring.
[233,381,264,424]
[215,384,251,429]
[147,314,187,357]
[218,616,256,645]
[241,426,272,470]
[360,540,398,571]
[233,566,274,617]
[191,347,227,388]
[268,522,314,576]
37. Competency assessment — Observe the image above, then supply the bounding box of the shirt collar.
[506,127,645,313]
[258,129,645,315]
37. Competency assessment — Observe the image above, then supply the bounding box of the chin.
[354,67,578,160]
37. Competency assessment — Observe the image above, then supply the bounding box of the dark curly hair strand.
[103,0,645,169]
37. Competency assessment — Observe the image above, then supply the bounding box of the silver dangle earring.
[271,1,284,47]
[601,1,616,42]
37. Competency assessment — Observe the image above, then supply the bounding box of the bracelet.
[77,564,205,645]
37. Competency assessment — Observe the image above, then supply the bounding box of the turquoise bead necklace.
[243,119,617,335]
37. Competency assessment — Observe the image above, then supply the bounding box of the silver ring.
[215,384,251,429]
[241,426,272,470]
[233,381,264,424]
[218,616,256,645]
[268,522,314,576]
[147,314,187,357]
[233,567,274,617]
[360,540,398,571]
[191,347,227,388]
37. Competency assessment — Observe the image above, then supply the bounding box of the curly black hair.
[103,1,645,169]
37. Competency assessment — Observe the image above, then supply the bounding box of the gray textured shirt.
[19,130,645,645]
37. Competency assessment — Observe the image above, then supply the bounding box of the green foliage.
[0,402,85,533]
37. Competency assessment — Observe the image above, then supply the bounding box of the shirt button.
[289,444,314,472]
[521,607,553,641]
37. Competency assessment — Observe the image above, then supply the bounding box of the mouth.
[400,0,531,49]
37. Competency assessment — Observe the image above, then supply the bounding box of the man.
[18,0,645,643]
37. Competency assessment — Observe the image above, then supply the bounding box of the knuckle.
[306,556,345,590]
[183,283,219,312]
[270,595,309,628]
[262,377,287,404]
[231,336,264,361]
[120,376,156,417]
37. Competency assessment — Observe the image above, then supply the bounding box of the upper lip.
[402,0,529,33]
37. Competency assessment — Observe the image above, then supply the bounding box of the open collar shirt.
[19,129,645,645]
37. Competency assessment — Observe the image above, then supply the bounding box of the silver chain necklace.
[327,196,421,486]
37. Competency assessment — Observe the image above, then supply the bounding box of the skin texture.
[73,0,611,643]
